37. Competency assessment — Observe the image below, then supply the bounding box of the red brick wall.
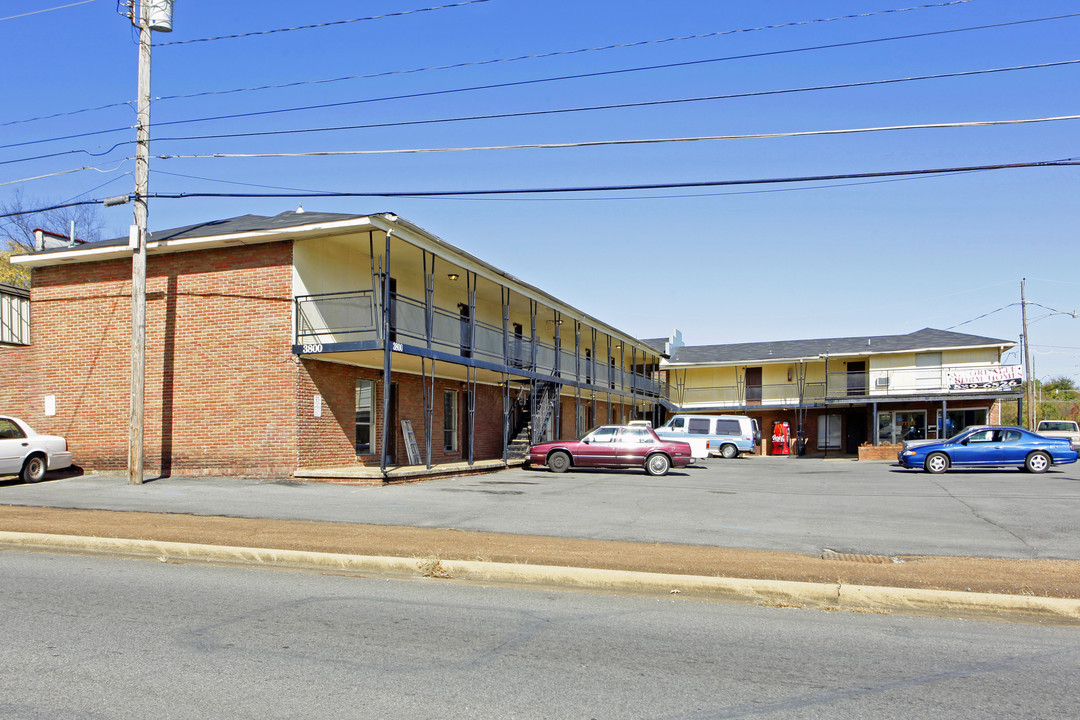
[4,242,299,477]
[297,359,511,468]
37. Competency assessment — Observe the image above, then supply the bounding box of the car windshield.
[583,427,619,443]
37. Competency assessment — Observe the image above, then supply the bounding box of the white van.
[655,414,760,459]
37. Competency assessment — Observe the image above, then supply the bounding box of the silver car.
[0,416,72,483]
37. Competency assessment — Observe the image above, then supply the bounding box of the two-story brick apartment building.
[648,328,1022,455]
[3,211,664,478]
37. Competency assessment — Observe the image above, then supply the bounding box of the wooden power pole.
[129,1,173,485]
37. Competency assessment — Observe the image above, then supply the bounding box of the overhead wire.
[148,1,979,97]
[132,13,1080,132]
[1,4,1063,130]
[156,114,1080,159]
[145,158,1080,199]
[0,159,132,188]
[4,157,1076,217]
[155,0,494,46]
[0,0,95,22]
[5,57,1076,165]
[145,60,1080,146]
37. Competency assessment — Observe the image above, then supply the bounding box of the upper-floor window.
[0,286,30,346]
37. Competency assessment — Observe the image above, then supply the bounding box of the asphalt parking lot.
[2,456,1078,561]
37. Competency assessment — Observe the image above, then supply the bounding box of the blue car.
[898,425,1078,474]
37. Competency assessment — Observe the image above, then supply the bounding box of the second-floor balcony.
[294,290,663,398]
[673,365,1023,410]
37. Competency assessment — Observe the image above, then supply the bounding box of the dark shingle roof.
[31,211,368,253]
[668,328,1013,365]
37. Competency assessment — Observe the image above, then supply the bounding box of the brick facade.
[1,243,298,476]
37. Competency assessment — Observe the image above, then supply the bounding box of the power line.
[0,0,95,22]
[149,1,978,97]
[140,13,1080,132]
[145,60,1080,145]
[4,157,1076,217]
[5,7,1071,133]
[157,114,1080,159]
[151,165,985,202]
[4,57,1076,167]
[155,0,494,47]
[0,159,131,188]
[145,158,1080,199]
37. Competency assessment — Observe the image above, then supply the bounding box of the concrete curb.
[3,531,1078,624]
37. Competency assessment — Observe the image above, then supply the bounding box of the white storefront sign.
[946,366,1023,390]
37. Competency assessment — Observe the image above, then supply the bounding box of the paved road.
[2,457,1078,560]
[3,551,1077,720]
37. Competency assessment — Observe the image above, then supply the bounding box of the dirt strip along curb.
[2,531,1078,625]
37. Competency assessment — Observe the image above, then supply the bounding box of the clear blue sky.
[5,0,1079,379]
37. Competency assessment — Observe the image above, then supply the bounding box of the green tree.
[1037,376,1080,424]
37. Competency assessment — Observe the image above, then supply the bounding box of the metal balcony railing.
[672,365,1022,409]
[294,289,661,398]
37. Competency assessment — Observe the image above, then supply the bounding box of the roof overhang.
[11,215,381,268]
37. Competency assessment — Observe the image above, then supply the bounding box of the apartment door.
[845,411,867,454]
[847,361,867,396]
[745,367,762,404]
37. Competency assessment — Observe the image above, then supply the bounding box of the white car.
[0,416,72,483]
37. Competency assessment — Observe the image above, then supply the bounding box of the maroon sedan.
[527,425,693,477]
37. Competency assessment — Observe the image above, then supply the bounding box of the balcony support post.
[423,251,435,351]
[379,230,393,475]
[422,356,433,468]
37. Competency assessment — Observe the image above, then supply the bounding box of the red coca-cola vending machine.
[771,421,790,455]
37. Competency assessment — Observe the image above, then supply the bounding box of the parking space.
[1,457,1078,560]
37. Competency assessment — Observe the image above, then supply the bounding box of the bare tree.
[1,190,110,287]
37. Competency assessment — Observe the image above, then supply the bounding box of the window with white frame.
[817,414,842,450]
[355,380,375,455]
[443,390,458,451]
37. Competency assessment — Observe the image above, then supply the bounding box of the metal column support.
[553,310,561,439]
[872,401,878,446]
[423,251,435,350]
[379,230,394,475]
[529,300,538,428]
[574,321,582,435]
[501,287,510,366]
[502,374,510,464]
[422,356,433,469]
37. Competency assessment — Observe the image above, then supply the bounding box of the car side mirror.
[960,439,969,446]
[582,438,591,444]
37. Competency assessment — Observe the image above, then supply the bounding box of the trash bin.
[795,438,807,456]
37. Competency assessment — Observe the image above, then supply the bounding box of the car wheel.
[547,451,571,474]
[645,453,671,477]
[20,454,47,483]
[719,444,738,459]
[1024,451,1050,474]
[924,452,949,474]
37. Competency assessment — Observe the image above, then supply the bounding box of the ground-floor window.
[355,379,375,455]
[443,390,458,451]
[940,408,988,438]
[817,414,842,450]
[878,411,926,444]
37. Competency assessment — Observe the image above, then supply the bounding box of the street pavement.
[2,457,1079,623]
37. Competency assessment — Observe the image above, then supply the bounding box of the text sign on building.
[946,366,1023,390]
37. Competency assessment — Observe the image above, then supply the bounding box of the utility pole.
[129,1,173,485]
[1020,278,1033,430]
